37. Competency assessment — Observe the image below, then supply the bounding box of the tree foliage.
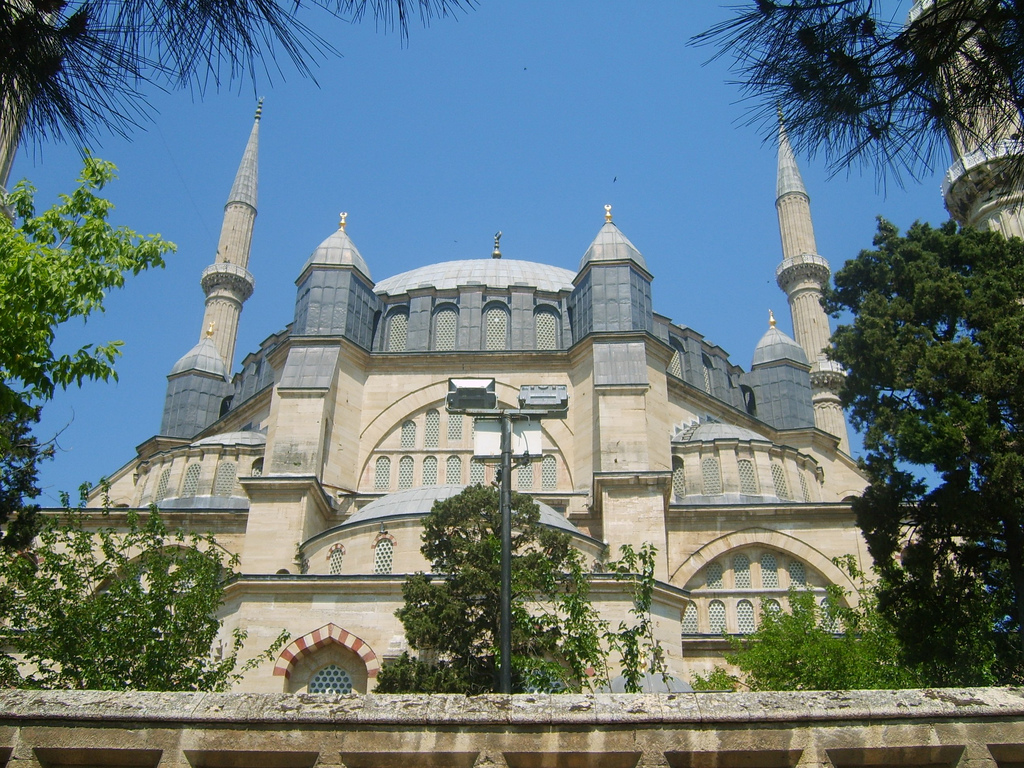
[0,500,282,690]
[825,219,1024,685]
[696,0,1024,184]
[0,406,46,552]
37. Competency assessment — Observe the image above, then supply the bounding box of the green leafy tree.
[0,499,283,690]
[696,0,1024,183]
[825,219,1024,685]
[0,406,46,551]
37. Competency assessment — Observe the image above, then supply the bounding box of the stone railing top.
[0,688,1021,727]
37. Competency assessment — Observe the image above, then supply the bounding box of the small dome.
[374,259,575,296]
[302,226,372,280]
[752,326,808,367]
[192,431,267,447]
[683,423,770,444]
[169,337,227,378]
[579,222,647,271]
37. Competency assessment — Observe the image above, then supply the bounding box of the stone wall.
[0,688,1021,768]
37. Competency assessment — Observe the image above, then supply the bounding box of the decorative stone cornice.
[776,253,831,293]
[944,139,1024,223]
[201,262,256,301]
[810,359,846,393]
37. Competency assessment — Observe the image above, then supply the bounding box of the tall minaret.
[199,100,261,369]
[774,115,851,453]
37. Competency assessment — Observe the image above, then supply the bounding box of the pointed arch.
[273,624,380,679]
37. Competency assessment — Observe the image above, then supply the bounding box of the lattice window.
[771,463,790,500]
[761,553,779,588]
[470,459,485,485]
[387,312,408,352]
[398,456,414,490]
[485,307,508,350]
[375,456,391,490]
[434,308,457,351]
[374,538,394,574]
[734,554,751,589]
[535,312,557,350]
[789,560,806,587]
[701,457,722,495]
[446,455,462,484]
[706,562,724,589]
[425,410,440,449]
[155,469,171,502]
[702,354,713,394]
[737,600,756,633]
[422,455,438,485]
[541,455,557,491]
[800,471,811,502]
[182,464,201,497]
[251,458,263,477]
[214,462,236,496]
[708,600,726,633]
[763,598,782,615]
[820,597,839,632]
[308,664,353,694]
[738,459,758,495]
[667,349,682,379]
[328,545,345,575]
[682,604,699,634]
[517,460,533,490]
[400,420,416,450]
[672,457,685,501]
[448,414,463,443]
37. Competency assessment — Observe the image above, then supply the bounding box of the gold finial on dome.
[492,230,502,259]
[604,204,613,223]
[255,97,264,122]
[339,212,348,231]
[206,321,215,338]
[768,309,777,328]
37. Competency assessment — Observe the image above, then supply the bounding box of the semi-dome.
[192,431,267,447]
[374,259,575,296]
[579,221,647,271]
[752,325,808,367]
[683,422,770,444]
[169,337,227,378]
[344,484,580,534]
[302,225,372,280]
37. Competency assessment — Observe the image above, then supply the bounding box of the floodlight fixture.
[518,384,568,412]
[446,378,496,412]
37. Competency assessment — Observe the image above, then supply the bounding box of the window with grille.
[251,458,263,477]
[434,308,457,351]
[374,539,394,574]
[375,456,391,490]
[398,456,414,490]
[446,455,462,484]
[800,471,811,502]
[485,307,508,350]
[771,463,790,499]
[400,420,416,450]
[737,600,756,633]
[667,349,682,379]
[308,664,353,694]
[422,455,438,485]
[387,311,408,352]
[738,459,758,495]
[763,598,782,615]
[155,469,171,502]
[535,312,557,350]
[328,545,345,575]
[701,457,722,495]
[820,597,839,632]
[214,462,236,496]
[470,459,485,485]
[425,410,440,449]
[761,553,779,588]
[448,414,463,443]
[672,457,685,501]
[734,554,751,588]
[706,561,724,589]
[702,354,713,394]
[517,460,533,490]
[708,600,726,633]
[682,604,699,634]
[182,464,201,497]
[789,560,806,587]
[541,455,557,491]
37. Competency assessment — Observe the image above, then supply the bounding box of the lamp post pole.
[499,412,513,694]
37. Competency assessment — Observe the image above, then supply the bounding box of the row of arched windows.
[671,456,812,501]
[326,539,393,576]
[373,454,559,492]
[384,305,562,352]
[151,458,261,502]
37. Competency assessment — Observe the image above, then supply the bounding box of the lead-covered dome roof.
[579,221,647,271]
[169,337,227,378]
[302,226,372,280]
[374,259,575,295]
[752,325,809,367]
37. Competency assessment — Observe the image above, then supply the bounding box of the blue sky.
[13,1,948,503]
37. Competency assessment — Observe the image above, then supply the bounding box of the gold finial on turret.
[206,321,215,338]
[339,212,348,231]
[768,309,777,328]
[492,230,502,259]
[255,97,264,122]
[604,204,613,223]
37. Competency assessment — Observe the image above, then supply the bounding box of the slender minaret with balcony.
[774,116,851,453]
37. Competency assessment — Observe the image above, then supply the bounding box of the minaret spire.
[198,100,261,370]
[773,112,851,453]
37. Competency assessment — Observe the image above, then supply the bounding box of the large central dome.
[374,259,576,295]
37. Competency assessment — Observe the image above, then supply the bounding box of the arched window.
[400,420,416,450]
[708,600,727,633]
[761,553,779,588]
[820,597,839,632]
[374,456,391,491]
[734,554,751,588]
[740,385,756,416]
[789,560,806,587]
[374,539,394,574]
[446,455,462,484]
[448,414,463,443]
[328,545,345,575]
[155,469,171,502]
[433,307,458,351]
[701,353,714,394]
[541,455,557,491]
[763,598,782,615]
[682,604,699,634]
[470,459,485,485]
[398,456,414,490]
[706,561,724,589]
[250,458,264,477]
[667,345,683,379]
[737,600,756,633]
[214,462,237,496]
[309,664,353,694]
[517,460,533,490]
[738,459,758,495]
[422,455,438,485]
[424,410,440,449]
[485,306,509,350]
[799,472,811,502]
[182,464,201,496]
[386,310,408,352]
[771,463,790,500]
[701,457,722,495]
[672,456,685,501]
[535,311,558,350]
